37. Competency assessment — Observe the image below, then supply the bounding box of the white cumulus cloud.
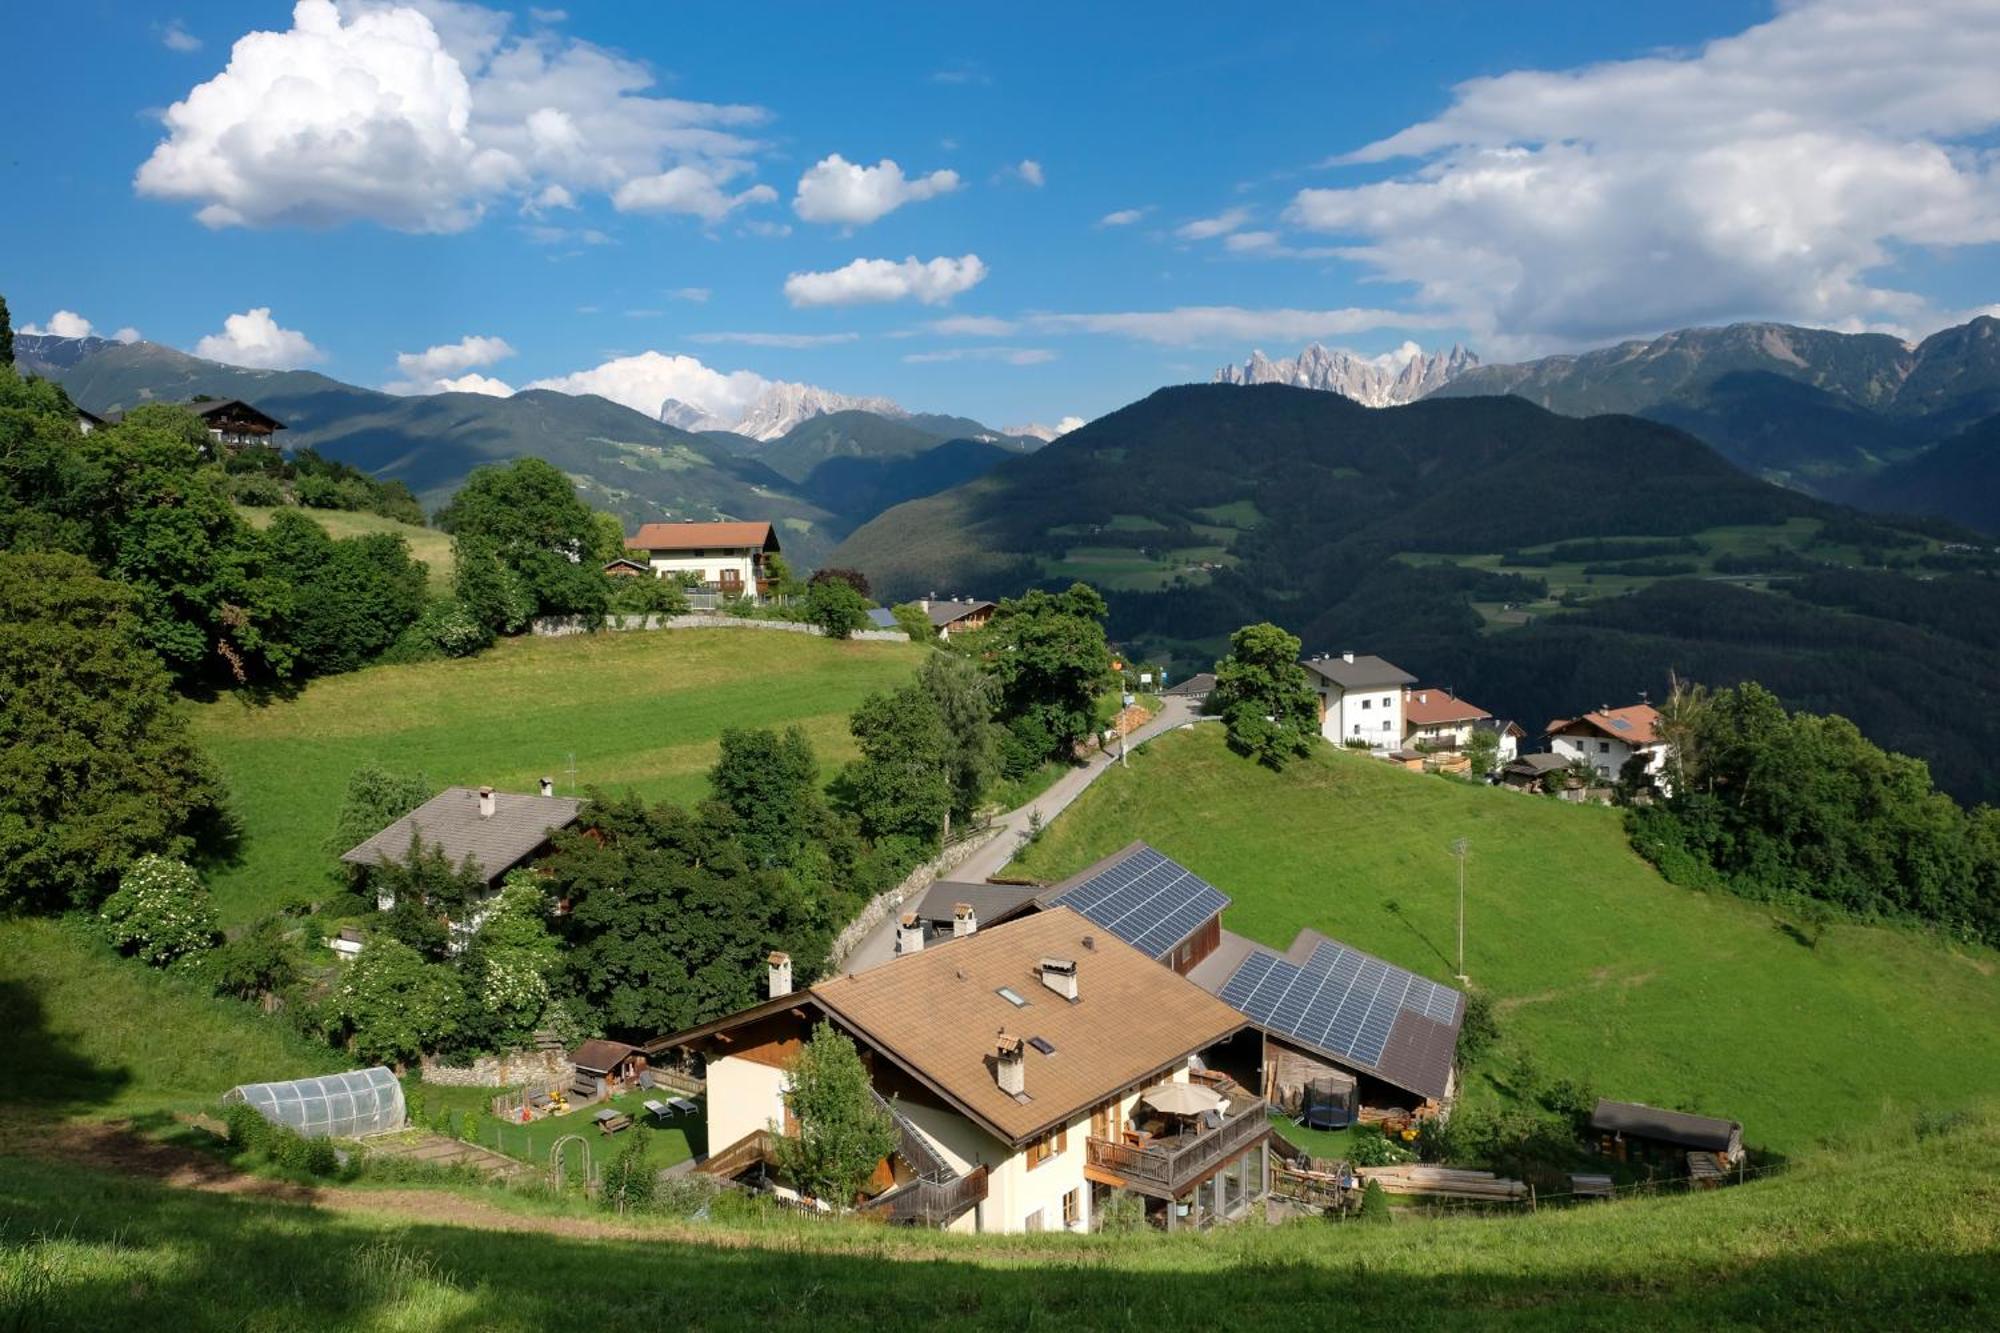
[113,327,143,344]
[1175,207,1251,241]
[158,19,202,52]
[19,310,95,338]
[1011,159,1044,187]
[1283,0,2000,346]
[135,0,774,233]
[387,333,516,393]
[192,307,324,368]
[1098,207,1147,227]
[525,350,772,422]
[613,169,775,223]
[793,154,960,226]
[784,254,987,308]
[433,372,514,396]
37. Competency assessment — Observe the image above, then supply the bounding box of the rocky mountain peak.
[1211,342,1480,407]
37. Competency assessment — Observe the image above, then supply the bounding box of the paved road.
[841,697,1209,973]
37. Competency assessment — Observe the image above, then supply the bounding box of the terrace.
[1084,1082,1270,1199]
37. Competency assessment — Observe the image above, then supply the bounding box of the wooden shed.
[569,1039,644,1100]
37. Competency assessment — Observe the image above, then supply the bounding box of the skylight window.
[1028,1036,1056,1055]
[997,986,1028,1007]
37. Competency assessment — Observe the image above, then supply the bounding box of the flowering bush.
[1347,1127,1415,1167]
[100,855,219,968]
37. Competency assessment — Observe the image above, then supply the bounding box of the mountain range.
[12,335,1035,568]
[832,383,2000,801]
[660,380,909,440]
[1212,342,1480,406]
[1425,317,2000,520]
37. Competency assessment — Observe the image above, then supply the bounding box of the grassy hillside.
[238,505,456,591]
[1009,729,2000,1154]
[2,1108,1995,1329]
[191,629,925,924]
[0,918,335,1129]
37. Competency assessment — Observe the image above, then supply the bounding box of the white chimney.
[478,786,495,819]
[1342,651,1356,665]
[895,912,925,955]
[1039,957,1079,1002]
[995,1033,1026,1097]
[768,950,792,998]
[952,901,977,937]
[539,776,555,797]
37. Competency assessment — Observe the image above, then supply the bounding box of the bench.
[594,1110,634,1135]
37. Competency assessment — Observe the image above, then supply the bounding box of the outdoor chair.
[643,1099,671,1124]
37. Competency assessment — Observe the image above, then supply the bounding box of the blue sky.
[5,1,1998,429]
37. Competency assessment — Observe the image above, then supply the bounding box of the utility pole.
[565,751,578,793]
[1450,837,1470,984]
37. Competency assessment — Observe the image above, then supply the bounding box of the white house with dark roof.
[1303,652,1418,750]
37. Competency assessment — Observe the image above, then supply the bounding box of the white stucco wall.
[1318,683,1404,748]
[1550,734,1669,785]
[890,1061,1200,1234]
[637,548,763,596]
[706,1054,789,1152]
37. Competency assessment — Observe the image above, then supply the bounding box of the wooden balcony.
[863,1165,989,1226]
[1084,1097,1270,1199]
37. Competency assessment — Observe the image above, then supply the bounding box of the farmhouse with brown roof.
[650,907,1272,1233]
[1547,701,1671,789]
[624,521,782,603]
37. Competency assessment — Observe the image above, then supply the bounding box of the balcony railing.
[1085,1097,1270,1198]
[863,1165,989,1226]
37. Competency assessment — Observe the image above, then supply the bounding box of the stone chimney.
[767,950,792,998]
[1342,651,1356,665]
[478,786,495,819]
[539,777,555,798]
[1039,956,1079,1002]
[895,912,925,956]
[995,1032,1026,1097]
[952,901,977,937]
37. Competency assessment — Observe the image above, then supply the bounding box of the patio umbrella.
[1140,1082,1225,1116]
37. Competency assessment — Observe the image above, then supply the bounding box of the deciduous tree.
[971,582,1112,766]
[773,1022,897,1209]
[804,577,869,639]
[1210,622,1319,769]
[845,685,952,844]
[0,552,228,911]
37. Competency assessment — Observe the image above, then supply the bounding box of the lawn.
[2,1106,1995,1329]
[190,629,926,924]
[1007,728,2000,1155]
[0,918,338,1132]
[238,505,456,592]
[404,1081,703,1177]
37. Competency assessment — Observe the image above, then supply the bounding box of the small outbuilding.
[222,1067,405,1139]
[1590,1098,1744,1166]
[569,1039,645,1100]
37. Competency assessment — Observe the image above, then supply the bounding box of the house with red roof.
[1546,701,1671,791]
[623,521,782,603]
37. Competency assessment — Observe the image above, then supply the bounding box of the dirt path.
[14,1118,665,1240]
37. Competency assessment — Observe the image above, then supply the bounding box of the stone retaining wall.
[532,613,907,641]
[418,1049,574,1089]
[825,827,1004,971]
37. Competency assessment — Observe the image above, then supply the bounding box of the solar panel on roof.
[1223,937,1463,1093]
[1046,846,1230,960]
[1610,718,1632,730]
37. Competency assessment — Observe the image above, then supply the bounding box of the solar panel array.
[1221,939,1462,1073]
[1046,845,1230,959]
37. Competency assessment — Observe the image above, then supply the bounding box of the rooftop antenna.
[1450,836,1471,985]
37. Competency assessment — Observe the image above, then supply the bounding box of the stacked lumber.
[1356,1164,1528,1201]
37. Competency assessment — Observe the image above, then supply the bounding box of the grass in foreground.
[0,918,333,1129]
[1008,728,2000,1155]
[191,629,925,924]
[237,505,456,592]
[2,1109,1995,1329]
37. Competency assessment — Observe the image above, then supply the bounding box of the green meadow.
[237,505,458,592]
[1009,727,2000,1155]
[190,629,926,924]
